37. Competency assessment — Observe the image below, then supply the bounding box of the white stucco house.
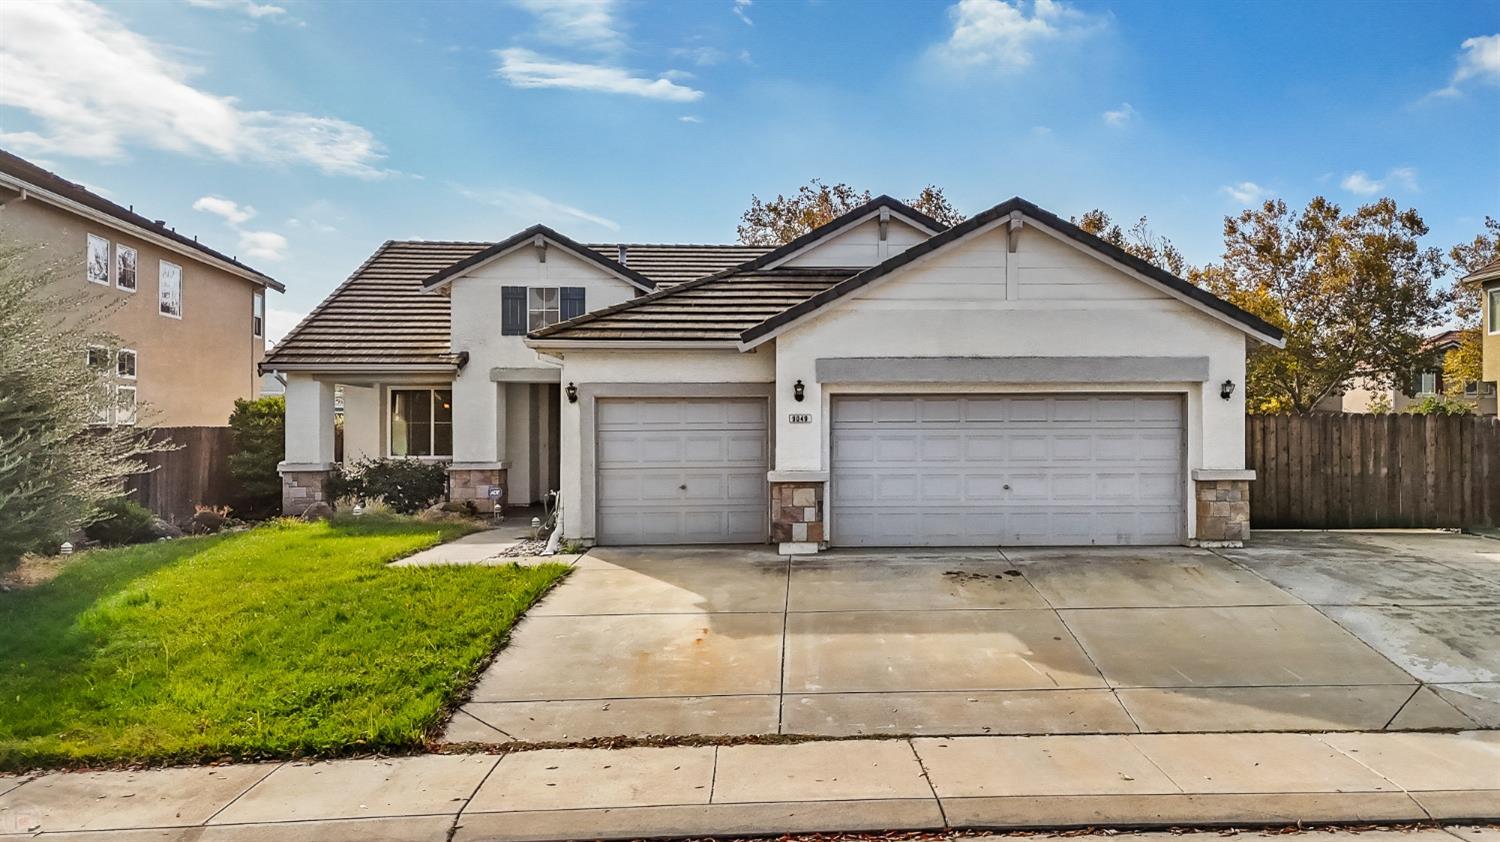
[263,195,1284,551]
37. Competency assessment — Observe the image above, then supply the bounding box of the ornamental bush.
[331,458,448,515]
[227,395,285,519]
[83,497,158,546]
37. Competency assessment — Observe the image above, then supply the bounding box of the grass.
[0,515,569,770]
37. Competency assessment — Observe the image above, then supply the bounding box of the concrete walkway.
[4,730,1496,840]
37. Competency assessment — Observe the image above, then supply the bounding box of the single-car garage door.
[596,398,768,544]
[831,394,1183,547]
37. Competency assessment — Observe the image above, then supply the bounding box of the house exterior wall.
[1484,280,1500,384]
[781,216,929,267]
[0,194,268,426]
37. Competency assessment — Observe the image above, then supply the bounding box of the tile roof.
[1462,256,1500,285]
[527,268,855,343]
[262,240,774,370]
[0,148,283,291]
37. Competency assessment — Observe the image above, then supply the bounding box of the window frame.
[115,385,138,426]
[159,260,183,319]
[1488,287,1500,336]
[86,233,111,286]
[115,243,138,293]
[252,291,265,338]
[527,286,561,332]
[116,348,137,380]
[386,386,454,459]
[1417,371,1438,396]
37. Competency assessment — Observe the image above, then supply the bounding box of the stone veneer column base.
[280,467,333,517]
[1192,478,1251,547]
[448,466,508,515]
[771,481,825,554]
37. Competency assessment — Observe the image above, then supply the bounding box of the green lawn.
[0,516,569,770]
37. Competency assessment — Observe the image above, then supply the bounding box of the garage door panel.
[831,394,1183,547]
[596,398,768,545]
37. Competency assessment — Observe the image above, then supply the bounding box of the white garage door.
[831,395,1184,547]
[596,398,768,545]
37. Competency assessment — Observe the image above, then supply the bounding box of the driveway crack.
[777,552,792,734]
[906,738,950,828]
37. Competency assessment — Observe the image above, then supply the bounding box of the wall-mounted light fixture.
[565,382,579,403]
[793,379,805,402]
[1220,379,1236,401]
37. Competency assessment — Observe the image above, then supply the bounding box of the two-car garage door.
[830,395,1184,547]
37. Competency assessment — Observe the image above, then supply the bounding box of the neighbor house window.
[159,261,183,318]
[252,291,264,338]
[86,234,110,285]
[115,386,138,426]
[86,346,113,425]
[1417,371,1438,395]
[389,388,452,457]
[116,244,137,292]
[116,348,137,380]
[528,287,560,331]
[1489,288,1500,335]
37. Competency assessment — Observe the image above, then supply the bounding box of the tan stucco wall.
[1484,280,1500,385]
[0,197,268,427]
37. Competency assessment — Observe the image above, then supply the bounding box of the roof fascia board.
[524,338,744,351]
[256,362,459,375]
[1022,218,1286,348]
[0,171,284,292]
[423,228,654,293]
[761,206,943,271]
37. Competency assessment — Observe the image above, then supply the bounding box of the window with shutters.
[528,287,560,331]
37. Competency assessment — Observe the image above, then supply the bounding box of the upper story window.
[1489,288,1499,335]
[116,245,138,292]
[502,286,586,335]
[1417,371,1439,396]
[389,388,452,458]
[86,234,110,286]
[159,261,182,318]
[252,291,265,338]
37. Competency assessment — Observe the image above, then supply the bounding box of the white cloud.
[679,115,703,123]
[733,0,753,26]
[1341,167,1419,196]
[237,229,288,261]
[456,185,620,232]
[932,0,1101,70]
[1221,181,1270,204]
[0,0,387,177]
[495,48,703,101]
[192,195,256,225]
[1102,102,1135,126]
[672,46,727,66]
[265,306,306,345]
[1432,33,1500,97]
[185,0,288,20]
[514,0,622,52]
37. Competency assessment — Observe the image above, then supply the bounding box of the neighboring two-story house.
[0,150,283,427]
[1334,328,1498,415]
[1467,256,1500,396]
[266,195,1284,551]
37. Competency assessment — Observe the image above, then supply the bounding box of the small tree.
[0,246,165,563]
[1073,209,1191,277]
[227,395,285,519]
[737,180,965,245]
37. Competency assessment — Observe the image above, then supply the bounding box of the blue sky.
[2,0,1496,339]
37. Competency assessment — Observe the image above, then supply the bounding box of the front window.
[159,261,182,318]
[252,291,264,338]
[1489,288,1499,335]
[86,234,110,285]
[528,287,560,331]
[389,388,452,457]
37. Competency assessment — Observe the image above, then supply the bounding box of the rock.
[148,518,184,540]
[300,501,334,521]
[189,509,227,534]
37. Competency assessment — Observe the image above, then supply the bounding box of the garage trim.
[816,356,1211,384]
[578,382,774,542]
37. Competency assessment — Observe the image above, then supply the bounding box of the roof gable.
[739,197,1287,348]
[421,224,656,292]
[717,195,947,276]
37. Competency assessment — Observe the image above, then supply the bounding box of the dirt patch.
[0,554,72,591]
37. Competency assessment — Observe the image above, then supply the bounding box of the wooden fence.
[124,426,236,523]
[1247,413,1500,529]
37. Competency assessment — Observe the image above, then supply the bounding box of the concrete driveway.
[443,531,1500,743]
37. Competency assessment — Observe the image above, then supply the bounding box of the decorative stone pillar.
[1191,469,1254,547]
[280,466,333,517]
[771,478,825,555]
[448,465,508,515]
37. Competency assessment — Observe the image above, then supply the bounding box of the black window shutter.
[560,287,586,320]
[501,286,526,335]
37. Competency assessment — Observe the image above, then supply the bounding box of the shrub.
[1406,394,1476,416]
[227,396,285,519]
[84,497,158,546]
[332,458,448,515]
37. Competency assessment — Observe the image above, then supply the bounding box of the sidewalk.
[3,731,1497,840]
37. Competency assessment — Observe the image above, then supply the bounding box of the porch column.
[279,374,336,516]
[450,368,506,514]
[1191,469,1254,547]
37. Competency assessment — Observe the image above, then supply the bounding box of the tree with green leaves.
[1073,209,1191,277]
[737,180,966,245]
[0,246,166,563]
[1443,216,1498,393]
[1194,197,1450,414]
[227,395,286,519]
